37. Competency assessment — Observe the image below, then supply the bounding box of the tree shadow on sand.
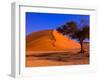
[26,51,89,62]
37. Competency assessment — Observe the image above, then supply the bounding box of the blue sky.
[26,12,90,35]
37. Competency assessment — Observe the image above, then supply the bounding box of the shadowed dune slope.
[26,29,80,52]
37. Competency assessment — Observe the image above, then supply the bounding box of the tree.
[56,21,89,53]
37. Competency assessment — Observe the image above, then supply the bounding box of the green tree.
[57,21,89,53]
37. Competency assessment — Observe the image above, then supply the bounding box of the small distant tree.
[57,21,89,53]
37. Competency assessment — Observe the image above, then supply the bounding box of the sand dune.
[26,29,80,55]
[26,30,89,67]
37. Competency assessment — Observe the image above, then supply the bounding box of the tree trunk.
[79,41,84,53]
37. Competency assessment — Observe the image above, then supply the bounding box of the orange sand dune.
[26,29,80,54]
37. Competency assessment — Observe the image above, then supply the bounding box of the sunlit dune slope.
[26,29,80,52]
[53,30,80,49]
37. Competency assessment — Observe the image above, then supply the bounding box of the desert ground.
[26,30,89,67]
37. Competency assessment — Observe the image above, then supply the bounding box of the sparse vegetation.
[57,21,89,53]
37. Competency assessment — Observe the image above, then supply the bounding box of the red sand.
[26,30,89,67]
[26,30,80,54]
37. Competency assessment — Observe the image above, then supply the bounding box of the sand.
[26,29,89,67]
[26,30,80,54]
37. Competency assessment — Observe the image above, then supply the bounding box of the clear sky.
[26,12,90,35]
